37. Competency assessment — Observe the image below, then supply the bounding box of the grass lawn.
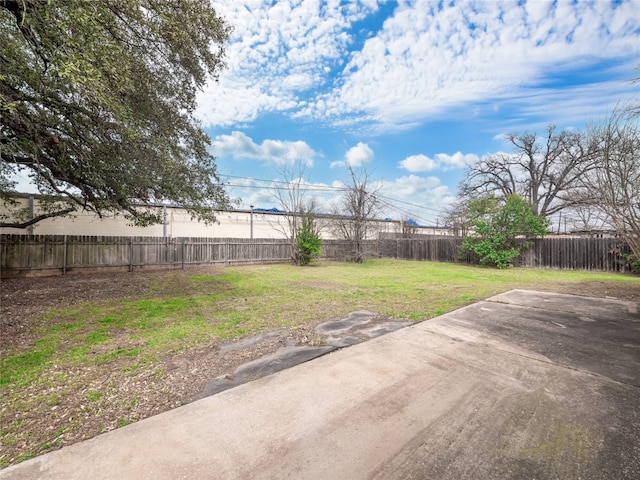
[1,259,638,467]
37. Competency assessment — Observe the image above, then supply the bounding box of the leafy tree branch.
[459,195,550,269]
[1,0,232,227]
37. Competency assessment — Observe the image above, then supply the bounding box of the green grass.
[1,259,638,468]
[2,259,638,391]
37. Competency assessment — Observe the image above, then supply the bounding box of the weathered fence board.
[1,234,634,277]
[515,237,630,271]
[380,237,460,263]
[379,236,632,272]
[0,235,295,276]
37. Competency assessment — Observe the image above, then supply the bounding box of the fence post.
[28,196,34,236]
[62,234,67,275]
[129,237,133,272]
[182,238,186,269]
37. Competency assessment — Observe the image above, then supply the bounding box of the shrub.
[460,195,549,269]
[626,254,640,274]
[296,214,322,266]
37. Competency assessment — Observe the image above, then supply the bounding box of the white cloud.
[434,152,479,170]
[213,131,317,166]
[323,172,454,223]
[196,82,290,127]
[399,152,479,172]
[223,175,340,211]
[196,0,380,127]
[398,154,437,172]
[493,133,508,142]
[330,141,375,169]
[222,177,267,209]
[312,0,640,128]
[378,174,456,224]
[198,1,640,131]
[345,142,374,167]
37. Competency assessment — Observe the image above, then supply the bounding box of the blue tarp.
[253,207,286,213]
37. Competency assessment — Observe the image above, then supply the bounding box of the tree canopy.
[459,125,596,217]
[460,195,550,269]
[1,0,232,227]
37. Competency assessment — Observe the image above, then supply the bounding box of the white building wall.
[1,197,445,238]
[0,198,272,237]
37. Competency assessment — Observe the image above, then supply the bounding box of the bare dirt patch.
[1,268,326,468]
[1,267,637,468]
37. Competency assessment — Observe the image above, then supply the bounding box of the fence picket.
[0,234,633,277]
[377,236,630,272]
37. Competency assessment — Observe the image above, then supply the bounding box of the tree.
[331,165,382,263]
[577,108,640,271]
[270,161,322,265]
[444,200,471,237]
[296,210,322,266]
[460,195,550,269]
[401,217,419,237]
[0,0,231,228]
[631,63,640,117]
[459,125,596,217]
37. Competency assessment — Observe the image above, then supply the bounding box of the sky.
[8,0,640,227]
[195,0,640,226]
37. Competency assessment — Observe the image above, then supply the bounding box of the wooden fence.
[0,234,634,277]
[379,236,634,272]
[0,235,291,276]
[379,236,460,263]
[0,235,376,277]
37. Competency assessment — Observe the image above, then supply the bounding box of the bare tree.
[271,161,320,265]
[630,63,640,117]
[401,217,419,237]
[576,109,640,262]
[443,200,471,237]
[565,205,604,233]
[459,125,596,217]
[331,165,383,262]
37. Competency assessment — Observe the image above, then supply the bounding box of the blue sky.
[194,0,640,226]
[8,0,639,226]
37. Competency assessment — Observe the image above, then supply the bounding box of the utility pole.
[162,204,167,238]
[250,205,254,239]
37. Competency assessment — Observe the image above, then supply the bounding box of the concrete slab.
[2,290,639,480]
[489,288,640,321]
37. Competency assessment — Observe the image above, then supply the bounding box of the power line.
[374,196,443,226]
[224,182,349,194]
[221,174,452,224]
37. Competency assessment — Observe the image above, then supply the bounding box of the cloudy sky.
[197,0,640,225]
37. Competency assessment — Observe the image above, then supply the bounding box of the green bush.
[296,215,322,266]
[460,195,549,269]
[626,254,640,274]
